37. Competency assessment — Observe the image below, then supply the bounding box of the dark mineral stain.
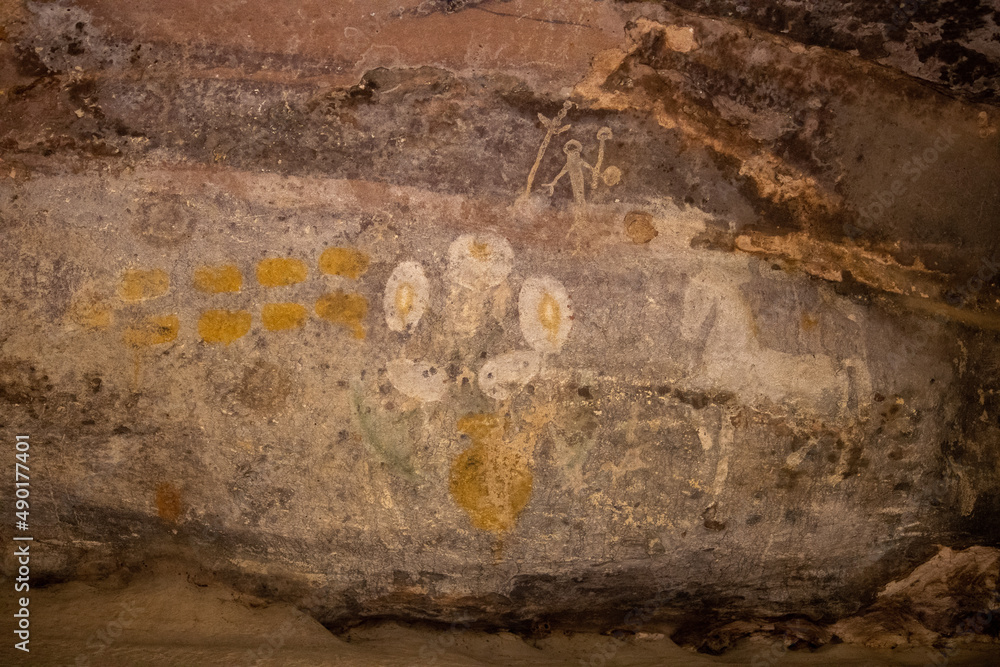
[842,444,869,478]
[13,45,57,78]
[673,388,710,410]
[776,467,804,490]
[702,504,727,532]
[0,360,49,405]
[961,492,1000,546]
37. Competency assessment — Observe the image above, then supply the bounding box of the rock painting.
[123,314,179,347]
[372,231,576,534]
[474,275,572,401]
[319,247,370,279]
[261,303,307,331]
[449,413,533,533]
[522,101,621,206]
[315,291,368,339]
[518,276,573,355]
[90,249,373,352]
[442,232,515,343]
[478,350,542,401]
[193,264,242,293]
[94,236,577,536]
[155,482,184,523]
[385,358,448,402]
[118,268,169,302]
[523,100,573,199]
[198,309,252,345]
[383,261,429,333]
[351,389,421,483]
[623,210,658,244]
[256,257,308,287]
[680,256,870,415]
[445,233,514,289]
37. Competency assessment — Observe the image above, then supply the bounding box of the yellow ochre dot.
[262,303,307,331]
[538,292,561,344]
[193,264,242,293]
[198,310,251,345]
[123,314,179,347]
[395,282,416,319]
[315,291,368,339]
[257,258,307,287]
[70,296,113,330]
[119,269,169,302]
[470,242,492,261]
[318,247,370,279]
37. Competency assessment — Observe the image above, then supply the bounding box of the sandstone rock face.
[1,0,999,651]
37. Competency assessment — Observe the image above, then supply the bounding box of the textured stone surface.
[1,0,999,657]
[3,565,999,665]
[642,0,1000,104]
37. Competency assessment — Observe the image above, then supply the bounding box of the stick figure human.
[541,127,620,205]
[543,140,592,205]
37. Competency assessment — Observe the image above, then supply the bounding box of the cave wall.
[2,0,999,638]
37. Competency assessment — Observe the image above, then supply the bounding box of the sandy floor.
[2,571,997,666]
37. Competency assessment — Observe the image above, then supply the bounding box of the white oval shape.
[519,276,573,354]
[478,350,543,400]
[383,261,430,332]
[446,233,514,289]
[386,358,448,402]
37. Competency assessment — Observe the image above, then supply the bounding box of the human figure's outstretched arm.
[542,167,568,196]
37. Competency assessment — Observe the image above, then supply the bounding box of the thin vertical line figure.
[523,101,573,199]
[542,127,620,205]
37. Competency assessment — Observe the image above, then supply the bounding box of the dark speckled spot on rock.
[235,361,293,414]
[134,196,197,247]
[703,504,727,532]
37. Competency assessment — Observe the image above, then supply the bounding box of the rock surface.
[1,0,999,656]
[3,566,999,665]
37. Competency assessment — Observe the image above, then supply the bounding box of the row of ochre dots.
[120,248,371,347]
